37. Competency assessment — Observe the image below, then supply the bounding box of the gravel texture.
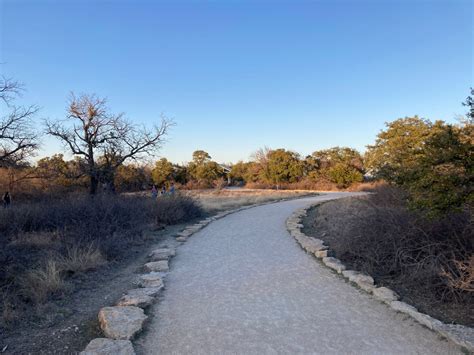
[136,193,461,354]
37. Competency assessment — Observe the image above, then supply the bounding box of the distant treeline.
[0,75,472,216]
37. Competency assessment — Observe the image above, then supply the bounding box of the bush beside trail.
[303,185,473,327]
[0,193,202,328]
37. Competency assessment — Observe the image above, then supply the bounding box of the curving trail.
[136,193,460,354]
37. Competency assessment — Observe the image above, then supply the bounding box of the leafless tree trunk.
[45,93,173,195]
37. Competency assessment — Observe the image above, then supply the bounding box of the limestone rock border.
[286,204,474,353]
[81,195,310,354]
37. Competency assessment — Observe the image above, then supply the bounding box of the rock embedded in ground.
[117,293,154,308]
[372,287,399,303]
[98,307,147,340]
[138,273,164,288]
[437,323,474,351]
[177,230,192,238]
[80,338,135,355]
[355,280,376,293]
[302,238,327,254]
[176,236,187,242]
[187,225,202,231]
[314,249,329,258]
[144,260,169,272]
[322,257,346,273]
[126,287,162,298]
[342,270,375,286]
[149,248,175,261]
[409,311,443,330]
[390,301,418,314]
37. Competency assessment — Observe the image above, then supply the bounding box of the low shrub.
[153,194,203,225]
[0,193,202,326]
[306,185,473,325]
[19,260,66,304]
[57,244,107,274]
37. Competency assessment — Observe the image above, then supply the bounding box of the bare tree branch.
[0,77,39,167]
[45,93,173,194]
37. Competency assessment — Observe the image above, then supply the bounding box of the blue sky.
[1,0,472,164]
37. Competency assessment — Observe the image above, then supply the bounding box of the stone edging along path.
[79,197,303,355]
[286,203,474,353]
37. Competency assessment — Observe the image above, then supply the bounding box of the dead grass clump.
[57,244,106,274]
[154,194,203,225]
[19,260,66,304]
[441,256,474,294]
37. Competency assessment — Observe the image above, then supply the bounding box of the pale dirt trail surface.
[136,193,461,355]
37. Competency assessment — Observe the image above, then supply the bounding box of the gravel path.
[137,193,461,354]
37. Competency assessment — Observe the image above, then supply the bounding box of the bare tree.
[45,93,173,194]
[0,76,39,167]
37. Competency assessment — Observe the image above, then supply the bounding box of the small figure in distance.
[3,191,11,208]
[169,182,175,195]
[161,185,167,195]
[151,185,158,199]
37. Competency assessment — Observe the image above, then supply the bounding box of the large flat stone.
[148,248,175,261]
[314,249,329,258]
[98,306,147,340]
[116,293,154,308]
[342,270,375,286]
[390,300,418,314]
[144,260,169,272]
[372,287,399,303]
[304,238,327,254]
[80,338,135,355]
[126,287,162,298]
[436,323,474,351]
[322,257,346,273]
[177,230,193,238]
[138,273,164,288]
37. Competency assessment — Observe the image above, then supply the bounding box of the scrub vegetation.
[0,75,472,340]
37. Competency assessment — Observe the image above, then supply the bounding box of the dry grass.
[303,185,473,326]
[57,244,107,274]
[1,297,18,326]
[19,260,66,304]
[0,193,203,327]
[184,188,318,212]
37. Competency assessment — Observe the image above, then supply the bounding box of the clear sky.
[1,0,472,164]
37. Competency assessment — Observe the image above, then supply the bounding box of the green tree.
[266,149,303,187]
[309,147,364,187]
[173,164,188,185]
[402,121,473,214]
[462,87,474,123]
[115,164,150,192]
[152,158,174,186]
[366,115,473,215]
[327,163,363,188]
[188,150,222,187]
[192,150,212,165]
[365,116,432,184]
[36,154,87,189]
[229,161,251,184]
